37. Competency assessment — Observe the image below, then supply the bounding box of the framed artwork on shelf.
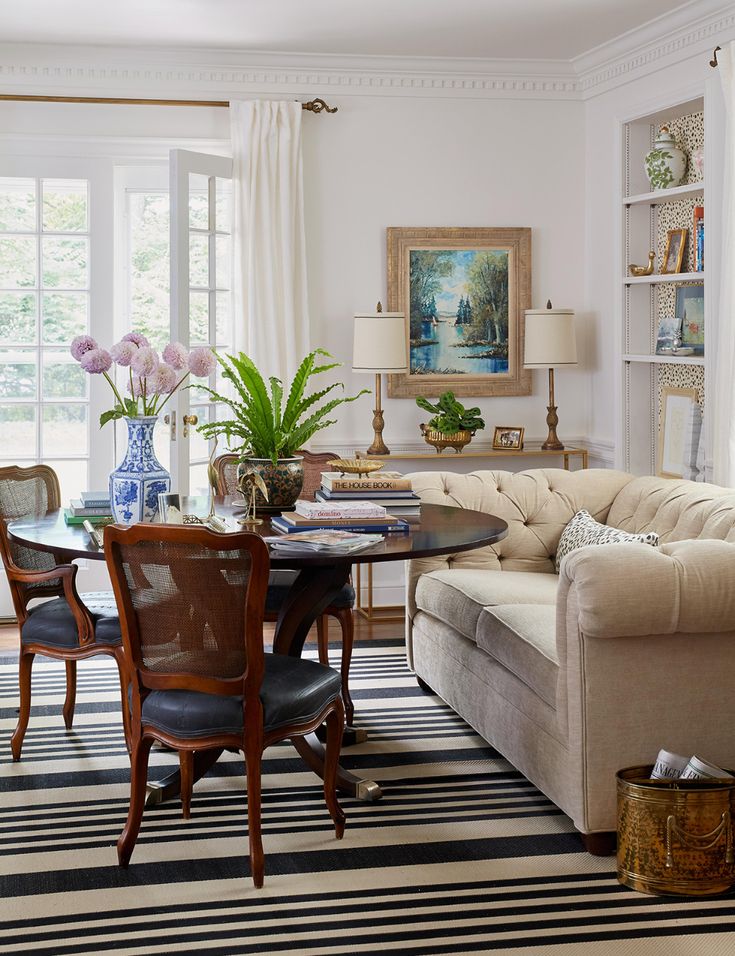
[492,426,525,450]
[655,315,682,354]
[676,284,704,354]
[386,226,532,398]
[660,228,688,274]
[658,386,699,478]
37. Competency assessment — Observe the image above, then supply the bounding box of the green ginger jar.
[644,126,687,191]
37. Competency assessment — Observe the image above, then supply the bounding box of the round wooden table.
[8,501,508,801]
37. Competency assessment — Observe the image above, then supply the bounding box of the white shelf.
[623,182,704,207]
[624,271,704,285]
[623,353,705,367]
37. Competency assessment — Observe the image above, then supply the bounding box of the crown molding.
[0,43,580,101]
[575,0,735,97]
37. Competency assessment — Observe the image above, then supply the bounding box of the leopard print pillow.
[555,509,659,573]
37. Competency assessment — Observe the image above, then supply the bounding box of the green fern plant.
[195,349,369,464]
[415,391,485,435]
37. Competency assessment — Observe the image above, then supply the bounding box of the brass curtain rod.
[710,46,721,67]
[0,93,337,112]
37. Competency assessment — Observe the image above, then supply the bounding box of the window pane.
[0,405,36,458]
[215,178,231,234]
[42,351,86,399]
[129,192,170,351]
[189,290,209,344]
[45,458,87,503]
[0,349,36,399]
[215,291,231,345]
[42,404,88,457]
[0,178,36,232]
[42,292,88,344]
[42,179,88,233]
[0,292,36,344]
[215,234,230,290]
[189,174,209,230]
[42,237,88,289]
[0,236,37,288]
[189,461,208,496]
[189,234,209,288]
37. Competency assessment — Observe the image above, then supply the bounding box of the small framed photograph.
[676,284,704,354]
[655,315,682,354]
[158,492,184,524]
[658,386,698,478]
[661,228,687,274]
[493,426,525,450]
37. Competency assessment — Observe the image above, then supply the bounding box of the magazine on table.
[263,529,384,554]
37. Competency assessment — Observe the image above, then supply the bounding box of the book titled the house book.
[320,472,412,492]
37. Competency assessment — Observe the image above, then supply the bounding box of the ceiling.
[0,0,699,62]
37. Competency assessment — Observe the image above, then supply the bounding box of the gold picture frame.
[658,386,698,478]
[660,228,688,275]
[492,426,525,450]
[386,227,532,399]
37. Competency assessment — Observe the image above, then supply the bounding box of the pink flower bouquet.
[70,332,216,427]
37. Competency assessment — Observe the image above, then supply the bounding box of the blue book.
[270,516,409,535]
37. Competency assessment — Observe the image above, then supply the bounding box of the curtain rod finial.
[711,45,721,67]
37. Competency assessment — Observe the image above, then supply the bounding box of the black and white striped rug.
[1,641,734,955]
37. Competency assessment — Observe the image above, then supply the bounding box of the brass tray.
[327,458,385,478]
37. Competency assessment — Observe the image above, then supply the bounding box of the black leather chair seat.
[266,569,354,613]
[21,597,122,648]
[140,654,342,737]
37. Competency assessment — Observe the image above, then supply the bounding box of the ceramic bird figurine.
[629,252,655,277]
[236,466,269,526]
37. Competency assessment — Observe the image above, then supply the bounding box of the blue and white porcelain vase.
[109,416,170,524]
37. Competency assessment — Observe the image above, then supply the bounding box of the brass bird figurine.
[236,465,269,526]
[629,252,655,277]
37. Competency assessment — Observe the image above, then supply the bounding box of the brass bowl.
[327,458,385,478]
[420,424,473,454]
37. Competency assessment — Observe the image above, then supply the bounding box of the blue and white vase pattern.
[109,416,170,524]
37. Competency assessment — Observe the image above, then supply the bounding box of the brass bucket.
[617,765,735,896]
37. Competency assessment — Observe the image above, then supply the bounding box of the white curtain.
[713,42,735,485]
[229,100,310,384]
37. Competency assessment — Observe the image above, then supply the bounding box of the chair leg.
[323,698,346,839]
[331,607,355,725]
[244,745,265,888]
[316,614,329,665]
[63,660,77,730]
[11,649,35,762]
[180,750,194,819]
[118,735,154,868]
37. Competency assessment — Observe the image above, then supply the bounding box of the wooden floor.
[0,613,404,655]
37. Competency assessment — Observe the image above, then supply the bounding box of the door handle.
[164,411,176,441]
[183,413,198,438]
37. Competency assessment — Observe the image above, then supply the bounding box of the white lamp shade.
[524,309,577,368]
[352,312,409,373]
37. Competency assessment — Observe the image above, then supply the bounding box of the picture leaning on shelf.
[676,285,704,355]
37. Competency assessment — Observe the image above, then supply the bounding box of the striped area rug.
[1,641,734,955]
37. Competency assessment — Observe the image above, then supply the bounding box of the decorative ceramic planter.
[109,416,171,524]
[644,126,687,191]
[420,424,473,454]
[238,456,304,513]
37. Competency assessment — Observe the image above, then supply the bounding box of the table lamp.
[352,303,408,455]
[523,301,577,450]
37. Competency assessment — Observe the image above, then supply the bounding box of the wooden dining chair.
[105,522,345,888]
[214,449,357,724]
[0,464,129,759]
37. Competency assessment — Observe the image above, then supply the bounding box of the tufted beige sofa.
[404,467,735,849]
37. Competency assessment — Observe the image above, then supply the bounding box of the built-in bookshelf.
[619,96,710,477]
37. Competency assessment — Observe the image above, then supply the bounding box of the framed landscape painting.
[386,227,532,398]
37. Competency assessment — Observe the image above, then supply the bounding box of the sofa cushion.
[475,604,558,707]
[555,509,659,572]
[415,569,558,642]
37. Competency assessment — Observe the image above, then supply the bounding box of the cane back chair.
[0,464,128,759]
[105,522,345,888]
[214,449,356,723]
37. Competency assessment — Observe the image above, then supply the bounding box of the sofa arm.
[560,539,735,638]
[405,555,453,668]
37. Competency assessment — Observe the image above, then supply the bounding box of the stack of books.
[64,491,112,525]
[314,471,421,518]
[264,529,384,555]
[271,498,409,534]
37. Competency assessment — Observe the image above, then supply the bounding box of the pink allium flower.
[149,364,178,394]
[131,346,159,378]
[188,347,216,378]
[162,342,189,371]
[110,340,138,367]
[80,348,112,374]
[70,335,98,361]
[122,331,150,348]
